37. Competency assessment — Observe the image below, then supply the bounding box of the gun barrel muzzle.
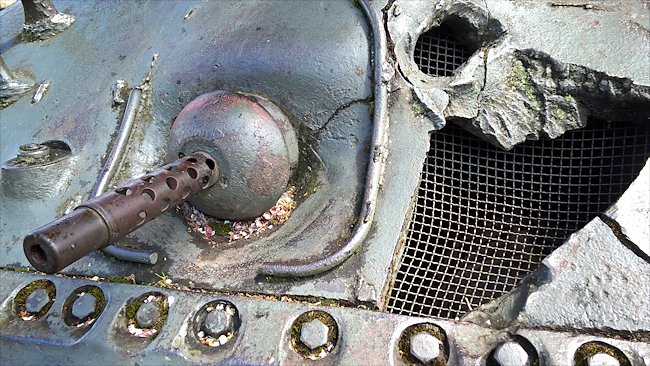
[23,152,219,273]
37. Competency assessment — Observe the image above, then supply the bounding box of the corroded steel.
[168,91,298,220]
[21,0,57,24]
[23,153,219,273]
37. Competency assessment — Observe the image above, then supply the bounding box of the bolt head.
[71,292,96,321]
[409,332,441,364]
[17,143,50,161]
[493,342,530,366]
[24,288,50,314]
[587,353,620,366]
[135,302,161,329]
[202,308,233,338]
[299,319,329,350]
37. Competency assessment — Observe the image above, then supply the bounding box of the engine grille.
[414,24,473,77]
[386,120,650,320]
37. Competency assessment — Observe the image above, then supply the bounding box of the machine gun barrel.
[23,153,219,274]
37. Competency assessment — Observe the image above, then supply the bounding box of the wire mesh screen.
[386,120,650,320]
[414,24,473,76]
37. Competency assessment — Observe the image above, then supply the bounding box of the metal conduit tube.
[258,0,390,277]
[90,88,158,264]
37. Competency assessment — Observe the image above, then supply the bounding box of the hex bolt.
[71,292,96,321]
[299,319,329,351]
[409,332,441,364]
[17,143,51,162]
[24,288,50,314]
[135,302,160,329]
[492,341,530,366]
[587,353,620,366]
[202,306,234,338]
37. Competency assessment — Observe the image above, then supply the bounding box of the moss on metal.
[13,279,56,320]
[573,341,630,366]
[398,323,448,366]
[62,285,106,326]
[290,310,339,359]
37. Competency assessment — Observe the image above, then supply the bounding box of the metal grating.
[387,120,650,320]
[414,23,474,76]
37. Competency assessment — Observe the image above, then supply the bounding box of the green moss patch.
[291,311,339,359]
[62,285,106,327]
[13,280,56,321]
[398,323,448,366]
[124,292,168,338]
[574,341,630,366]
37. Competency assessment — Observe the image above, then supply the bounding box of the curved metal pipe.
[92,88,141,196]
[90,87,158,265]
[258,0,389,277]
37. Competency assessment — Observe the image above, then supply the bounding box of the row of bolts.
[23,285,622,365]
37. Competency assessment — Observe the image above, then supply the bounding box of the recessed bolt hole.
[206,159,216,170]
[187,167,198,179]
[14,280,56,321]
[161,198,171,212]
[142,188,155,203]
[194,301,241,348]
[142,176,157,184]
[166,177,178,190]
[574,341,630,366]
[186,157,197,163]
[398,323,449,365]
[115,187,132,195]
[291,311,338,359]
[64,285,105,327]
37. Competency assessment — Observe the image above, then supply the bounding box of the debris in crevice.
[179,186,297,245]
[125,294,168,338]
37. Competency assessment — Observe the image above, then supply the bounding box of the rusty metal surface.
[20,0,56,24]
[0,0,376,302]
[168,91,297,220]
[23,153,219,273]
[0,271,648,365]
